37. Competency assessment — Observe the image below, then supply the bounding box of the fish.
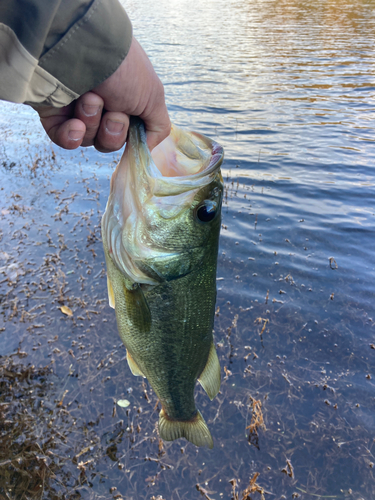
[101,117,224,448]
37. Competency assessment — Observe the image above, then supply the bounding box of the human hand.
[35,37,170,152]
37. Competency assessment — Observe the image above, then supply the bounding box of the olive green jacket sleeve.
[0,0,132,107]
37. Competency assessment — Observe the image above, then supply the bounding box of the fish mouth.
[132,118,224,196]
[152,136,224,180]
[102,118,224,286]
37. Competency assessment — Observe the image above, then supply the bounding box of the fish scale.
[102,117,224,448]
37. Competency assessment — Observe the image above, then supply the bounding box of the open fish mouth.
[102,118,224,286]
[149,127,224,194]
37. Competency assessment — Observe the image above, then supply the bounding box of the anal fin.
[198,342,221,400]
[159,409,213,449]
[127,350,145,378]
[107,275,115,309]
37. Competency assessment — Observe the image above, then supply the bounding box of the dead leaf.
[60,305,73,316]
[117,399,130,408]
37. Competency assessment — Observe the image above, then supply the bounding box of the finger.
[48,118,86,149]
[92,37,170,151]
[144,101,171,151]
[94,111,129,153]
[125,39,171,150]
[74,92,104,147]
[37,105,86,149]
[138,75,171,151]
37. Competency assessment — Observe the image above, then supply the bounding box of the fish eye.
[196,200,218,223]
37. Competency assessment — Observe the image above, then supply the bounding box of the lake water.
[1,0,375,499]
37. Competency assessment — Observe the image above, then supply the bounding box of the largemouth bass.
[101,118,223,448]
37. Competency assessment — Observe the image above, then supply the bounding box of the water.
[1,0,375,498]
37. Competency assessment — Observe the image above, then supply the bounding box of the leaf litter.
[60,305,73,317]
[0,123,374,500]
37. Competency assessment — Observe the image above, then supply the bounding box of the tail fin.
[159,409,213,449]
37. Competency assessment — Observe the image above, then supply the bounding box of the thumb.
[146,124,171,151]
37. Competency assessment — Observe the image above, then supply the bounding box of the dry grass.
[246,396,266,449]
[230,474,266,500]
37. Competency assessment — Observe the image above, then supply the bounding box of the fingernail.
[82,104,100,117]
[68,130,84,141]
[106,119,125,135]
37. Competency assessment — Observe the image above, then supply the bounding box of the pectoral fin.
[103,239,151,337]
[127,350,145,378]
[107,276,115,309]
[198,342,221,401]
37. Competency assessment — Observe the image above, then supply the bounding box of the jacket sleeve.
[0,0,133,107]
